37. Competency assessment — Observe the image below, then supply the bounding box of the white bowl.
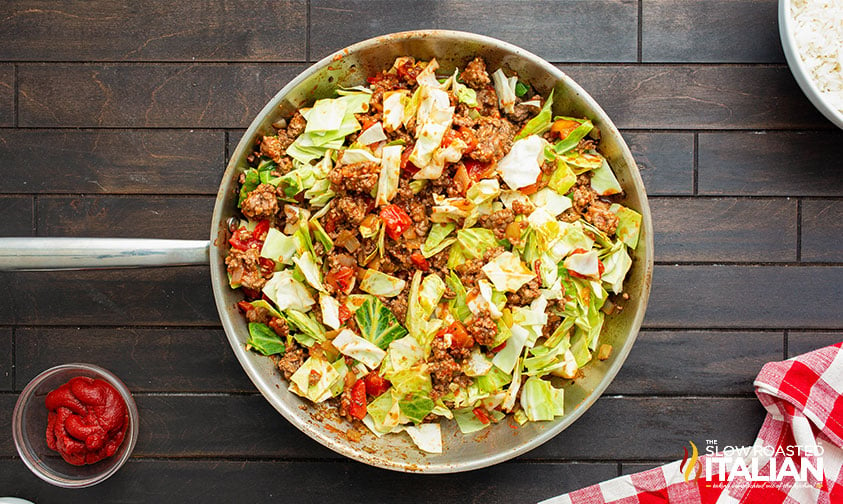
[779,0,843,129]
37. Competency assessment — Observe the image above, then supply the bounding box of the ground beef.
[479,208,515,240]
[260,134,294,163]
[469,116,514,164]
[240,183,279,220]
[460,57,491,89]
[329,161,380,194]
[276,344,306,380]
[543,312,562,339]
[287,111,306,138]
[559,208,579,222]
[407,198,430,236]
[475,87,499,118]
[570,175,619,234]
[381,292,408,324]
[335,195,369,226]
[466,308,497,346]
[584,199,619,235]
[428,336,472,399]
[454,246,504,287]
[245,305,271,324]
[506,101,540,124]
[225,247,271,290]
[452,104,477,128]
[268,317,289,338]
[511,198,535,216]
[506,275,541,306]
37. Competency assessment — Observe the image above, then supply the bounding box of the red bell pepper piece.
[473,407,491,425]
[325,265,356,294]
[380,204,414,240]
[348,379,368,420]
[410,252,430,271]
[338,304,353,325]
[437,320,474,349]
[363,373,391,397]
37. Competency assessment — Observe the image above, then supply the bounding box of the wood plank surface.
[0,196,34,236]
[558,65,829,130]
[18,63,307,128]
[14,327,253,393]
[801,200,843,262]
[0,459,618,504]
[788,332,843,358]
[642,0,783,63]
[646,265,843,329]
[606,331,783,395]
[0,130,225,194]
[651,197,798,262]
[37,196,215,239]
[0,1,307,62]
[698,131,843,196]
[310,0,638,63]
[0,328,11,391]
[0,394,765,461]
[0,267,219,325]
[0,64,12,126]
[621,132,694,196]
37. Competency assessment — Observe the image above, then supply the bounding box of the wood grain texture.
[0,130,225,194]
[0,459,618,504]
[558,65,829,129]
[801,200,843,262]
[310,0,638,63]
[14,327,253,392]
[528,397,765,460]
[37,196,215,239]
[642,0,783,63]
[18,63,307,128]
[621,132,694,196]
[651,197,798,262]
[606,331,783,395]
[698,131,843,196]
[0,267,218,325]
[0,196,34,236]
[0,394,764,461]
[0,328,10,390]
[0,1,306,62]
[621,463,663,475]
[788,332,843,358]
[0,64,12,126]
[646,265,843,329]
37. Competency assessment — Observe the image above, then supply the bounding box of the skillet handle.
[0,238,211,271]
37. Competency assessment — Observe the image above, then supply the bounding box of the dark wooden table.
[0,1,841,502]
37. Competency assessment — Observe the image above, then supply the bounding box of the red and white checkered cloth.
[541,342,843,504]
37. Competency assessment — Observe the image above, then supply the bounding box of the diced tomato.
[237,301,254,314]
[491,341,507,353]
[337,304,353,325]
[325,265,356,294]
[458,126,478,152]
[401,145,419,176]
[597,258,605,277]
[258,257,275,275]
[571,248,589,255]
[367,72,387,85]
[437,320,474,349]
[441,128,458,148]
[473,407,491,425]
[252,219,271,242]
[410,252,430,271]
[348,379,368,420]
[363,373,391,397]
[267,317,287,337]
[464,159,494,181]
[228,227,251,251]
[380,204,414,240]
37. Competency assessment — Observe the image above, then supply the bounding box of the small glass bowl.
[12,363,139,488]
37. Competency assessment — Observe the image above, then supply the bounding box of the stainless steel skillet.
[0,30,653,473]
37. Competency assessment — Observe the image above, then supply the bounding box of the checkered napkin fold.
[541,342,843,504]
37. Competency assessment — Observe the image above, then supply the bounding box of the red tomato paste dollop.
[45,376,129,466]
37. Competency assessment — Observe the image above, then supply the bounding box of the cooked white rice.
[791,0,843,113]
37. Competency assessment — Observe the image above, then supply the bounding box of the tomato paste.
[45,376,129,466]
